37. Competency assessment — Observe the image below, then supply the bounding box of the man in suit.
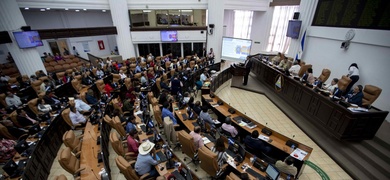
[342,85,364,106]
[243,56,253,86]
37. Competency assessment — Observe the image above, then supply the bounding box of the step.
[362,140,390,164]
[373,121,390,149]
[349,142,390,179]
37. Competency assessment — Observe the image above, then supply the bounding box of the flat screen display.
[266,164,280,180]
[160,31,178,42]
[286,20,302,39]
[12,31,43,49]
[221,37,252,62]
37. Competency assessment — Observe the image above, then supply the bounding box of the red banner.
[98,40,105,50]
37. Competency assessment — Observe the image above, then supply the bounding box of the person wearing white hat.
[135,141,159,178]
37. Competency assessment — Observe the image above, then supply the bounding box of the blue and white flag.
[295,30,307,60]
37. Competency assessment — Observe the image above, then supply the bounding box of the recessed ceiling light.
[24,7,29,10]
[65,8,69,10]
[75,9,80,12]
[40,9,45,11]
[83,9,87,11]
[102,10,106,12]
[46,7,50,10]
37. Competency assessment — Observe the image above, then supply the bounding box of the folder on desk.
[182,114,188,120]
[205,99,213,102]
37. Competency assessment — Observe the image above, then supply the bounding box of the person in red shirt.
[104,80,114,97]
[127,129,139,155]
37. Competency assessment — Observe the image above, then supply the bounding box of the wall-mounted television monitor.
[160,31,178,42]
[12,31,43,49]
[221,37,252,62]
[0,31,12,44]
[286,20,302,39]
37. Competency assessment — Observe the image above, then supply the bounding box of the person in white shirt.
[69,106,86,125]
[345,63,360,95]
[39,80,51,93]
[323,78,339,94]
[0,75,10,82]
[289,61,301,76]
[74,94,91,113]
[37,99,52,113]
[5,92,22,107]
[200,70,208,83]
[208,48,215,64]
[140,72,148,85]
[119,70,127,79]
[96,68,104,78]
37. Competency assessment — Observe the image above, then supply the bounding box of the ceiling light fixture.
[75,9,80,12]
[83,9,87,11]
[143,10,151,13]
[46,7,50,10]
[102,10,106,12]
[65,8,69,10]
[40,9,45,11]
[24,7,29,10]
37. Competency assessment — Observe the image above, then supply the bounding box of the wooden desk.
[251,59,389,140]
[80,121,103,179]
[202,94,312,178]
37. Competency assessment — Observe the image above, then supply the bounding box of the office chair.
[0,123,17,140]
[115,156,154,180]
[260,152,277,165]
[53,174,68,180]
[27,98,40,116]
[71,75,83,93]
[337,75,352,93]
[61,108,85,130]
[153,105,163,127]
[95,79,106,94]
[362,85,382,107]
[297,64,312,77]
[0,93,7,108]
[62,130,83,154]
[112,74,121,84]
[156,78,162,92]
[112,116,127,137]
[178,130,198,171]
[318,69,331,83]
[198,146,227,179]
[79,91,88,104]
[226,172,241,180]
[10,111,23,128]
[110,132,136,160]
[57,147,85,178]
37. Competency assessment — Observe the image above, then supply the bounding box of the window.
[138,44,160,57]
[162,43,181,58]
[266,6,299,53]
[193,43,204,56]
[183,43,192,57]
[233,10,254,39]
[129,10,150,27]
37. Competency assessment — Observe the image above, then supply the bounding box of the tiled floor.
[214,79,352,180]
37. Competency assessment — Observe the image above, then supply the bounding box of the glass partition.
[130,9,206,27]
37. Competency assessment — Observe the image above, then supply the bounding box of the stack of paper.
[290,148,308,161]
[202,137,211,144]
[258,134,270,141]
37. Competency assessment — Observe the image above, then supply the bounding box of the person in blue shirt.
[135,65,142,73]
[85,89,98,105]
[135,141,159,178]
[125,115,137,134]
[342,85,364,106]
[161,101,177,124]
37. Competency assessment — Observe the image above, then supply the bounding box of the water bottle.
[287,174,291,180]
[290,144,295,153]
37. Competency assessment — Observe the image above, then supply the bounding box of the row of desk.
[250,58,388,140]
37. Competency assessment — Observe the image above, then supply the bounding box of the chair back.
[61,108,74,127]
[58,147,80,175]
[71,75,82,93]
[27,98,39,116]
[31,80,43,94]
[318,69,331,83]
[170,69,175,77]
[165,61,171,70]
[0,93,7,108]
[226,172,241,180]
[156,78,161,91]
[10,111,22,128]
[54,174,68,180]
[362,85,382,106]
[80,91,88,103]
[178,130,196,158]
[96,79,105,93]
[113,116,126,137]
[297,64,312,77]
[124,78,132,90]
[113,74,121,83]
[103,115,115,128]
[198,146,219,176]
[62,130,81,152]
[0,123,16,139]
[110,131,125,156]
[153,105,163,126]
[115,156,138,179]
[337,75,352,92]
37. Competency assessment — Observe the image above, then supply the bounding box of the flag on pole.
[295,30,307,60]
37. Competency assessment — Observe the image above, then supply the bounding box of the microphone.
[91,168,99,180]
[88,131,97,141]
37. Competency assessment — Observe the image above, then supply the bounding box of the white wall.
[250,8,274,53]
[22,10,113,29]
[131,30,206,43]
[68,35,114,59]
[223,10,235,37]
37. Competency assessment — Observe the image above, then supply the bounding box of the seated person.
[275,156,298,177]
[122,98,135,113]
[323,78,338,94]
[0,117,28,139]
[125,115,137,133]
[277,57,288,69]
[135,141,159,178]
[140,73,148,86]
[342,85,364,106]
[183,92,191,103]
[5,91,22,107]
[119,70,127,79]
[127,129,139,155]
[192,101,202,115]
[188,97,195,109]
[0,139,16,164]
[289,61,301,76]
[199,106,217,128]
[43,90,61,105]
[271,52,282,65]
[16,109,38,127]
[158,90,169,105]
[160,79,170,91]
[69,106,86,125]
[244,130,271,154]
[85,89,98,105]
[104,80,114,97]
[81,72,94,85]
[39,79,51,93]
[221,117,238,138]
[211,137,228,167]
[302,68,314,84]
[74,94,91,113]
[37,99,52,113]
[195,77,203,90]
[189,126,204,150]
[162,102,177,125]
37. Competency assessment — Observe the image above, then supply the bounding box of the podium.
[230,64,246,87]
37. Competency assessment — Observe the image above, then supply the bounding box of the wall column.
[207,0,225,63]
[108,0,135,59]
[0,0,46,76]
